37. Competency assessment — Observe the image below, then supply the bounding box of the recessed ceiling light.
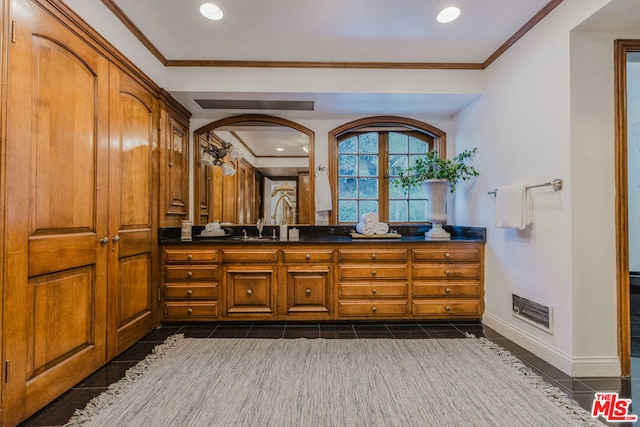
[276,148,285,152]
[200,3,224,21]
[437,6,461,24]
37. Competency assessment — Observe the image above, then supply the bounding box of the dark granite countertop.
[160,225,485,244]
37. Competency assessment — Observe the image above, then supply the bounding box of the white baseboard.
[482,312,620,377]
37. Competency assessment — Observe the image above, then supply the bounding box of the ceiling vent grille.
[195,99,315,111]
[512,294,553,334]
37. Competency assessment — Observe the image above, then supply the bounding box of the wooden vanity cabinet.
[411,244,484,319]
[162,248,219,320]
[337,249,410,318]
[222,249,278,317]
[282,249,334,317]
[161,241,484,322]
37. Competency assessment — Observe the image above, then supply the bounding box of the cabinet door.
[285,267,331,315]
[107,66,156,360]
[160,107,189,226]
[225,266,275,315]
[3,3,109,423]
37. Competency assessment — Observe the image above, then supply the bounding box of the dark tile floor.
[19,321,634,426]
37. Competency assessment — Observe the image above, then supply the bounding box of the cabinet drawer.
[283,249,334,263]
[413,281,480,298]
[339,265,408,280]
[165,283,218,300]
[164,249,217,263]
[164,302,218,319]
[412,300,481,316]
[222,250,278,263]
[338,249,407,263]
[339,283,408,298]
[412,264,480,280]
[412,248,480,263]
[165,266,217,281]
[339,301,409,317]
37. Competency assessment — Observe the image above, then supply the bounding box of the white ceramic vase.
[423,179,451,240]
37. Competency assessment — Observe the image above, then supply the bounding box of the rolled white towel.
[356,222,374,235]
[373,222,389,235]
[360,212,379,225]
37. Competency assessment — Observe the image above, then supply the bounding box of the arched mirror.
[194,114,315,226]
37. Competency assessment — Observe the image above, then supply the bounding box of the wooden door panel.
[32,38,97,233]
[30,267,95,374]
[119,93,152,227]
[107,67,156,360]
[118,254,151,323]
[28,234,97,277]
[4,4,109,423]
[167,118,188,216]
[118,229,152,258]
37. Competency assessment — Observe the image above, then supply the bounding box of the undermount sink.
[229,236,271,242]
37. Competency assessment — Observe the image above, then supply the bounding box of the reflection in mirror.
[194,115,315,226]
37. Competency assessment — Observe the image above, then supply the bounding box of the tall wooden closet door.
[107,66,157,360]
[3,1,109,423]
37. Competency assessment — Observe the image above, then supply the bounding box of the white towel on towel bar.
[315,167,333,211]
[495,184,533,230]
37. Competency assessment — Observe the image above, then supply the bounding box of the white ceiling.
[111,0,551,64]
[109,0,553,120]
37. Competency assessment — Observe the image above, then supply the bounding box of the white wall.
[454,0,639,376]
[62,0,166,84]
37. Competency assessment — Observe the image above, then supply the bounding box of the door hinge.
[11,20,16,43]
[5,360,9,383]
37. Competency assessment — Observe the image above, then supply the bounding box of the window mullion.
[379,132,389,223]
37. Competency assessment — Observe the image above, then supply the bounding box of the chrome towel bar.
[488,178,563,196]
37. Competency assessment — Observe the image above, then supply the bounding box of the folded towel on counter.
[360,212,379,225]
[355,222,374,235]
[495,183,533,230]
[373,222,389,235]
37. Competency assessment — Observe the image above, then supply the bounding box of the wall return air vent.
[512,294,553,334]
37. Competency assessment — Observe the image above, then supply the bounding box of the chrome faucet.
[257,218,264,239]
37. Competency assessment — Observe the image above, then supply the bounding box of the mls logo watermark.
[591,392,637,422]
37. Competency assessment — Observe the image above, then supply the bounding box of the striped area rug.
[66,336,602,426]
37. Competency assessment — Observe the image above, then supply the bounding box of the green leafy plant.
[393,148,479,193]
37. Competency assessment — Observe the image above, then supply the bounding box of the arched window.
[329,117,446,224]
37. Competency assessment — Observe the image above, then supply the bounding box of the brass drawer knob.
[187,254,193,260]
[372,306,377,313]
[445,287,451,294]
[187,308,193,315]
[372,288,377,295]
[186,271,193,278]
[445,270,450,277]
[371,253,376,260]
[306,288,312,296]
[306,254,311,260]
[187,289,193,296]
[371,270,376,276]
[247,289,253,296]
[445,306,451,312]
[445,252,451,259]
[99,237,109,245]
